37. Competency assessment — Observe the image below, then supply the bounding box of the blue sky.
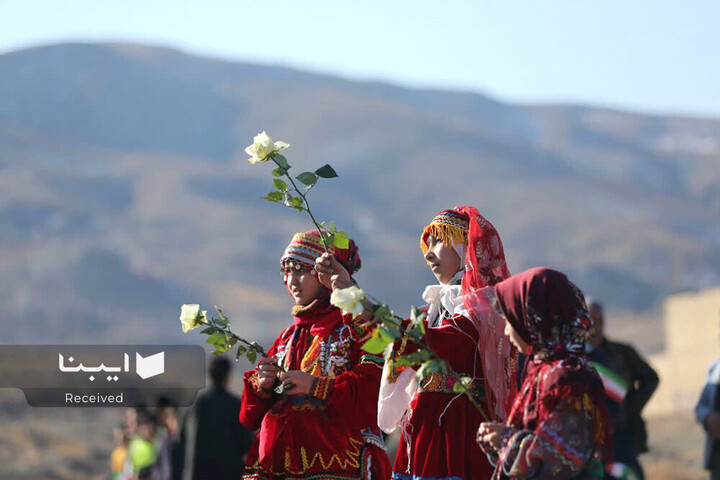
[1,0,718,117]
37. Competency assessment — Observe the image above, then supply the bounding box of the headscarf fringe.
[420,223,468,254]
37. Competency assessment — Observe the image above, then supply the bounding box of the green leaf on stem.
[272,167,288,177]
[379,323,401,341]
[273,154,290,170]
[362,327,392,354]
[315,164,338,178]
[296,172,318,186]
[263,191,284,202]
[200,327,216,335]
[321,232,334,248]
[247,349,257,364]
[416,359,442,383]
[394,350,432,367]
[273,179,288,192]
[405,326,424,343]
[333,231,350,249]
[373,304,391,322]
[453,376,473,394]
[418,316,426,334]
[206,332,225,346]
[290,197,304,207]
[235,345,247,360]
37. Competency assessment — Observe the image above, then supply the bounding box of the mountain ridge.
[0,42,718,347]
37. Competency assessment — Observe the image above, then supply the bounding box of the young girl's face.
[504,320,530,354]
[285,264,327,306]
[424,235,462,284]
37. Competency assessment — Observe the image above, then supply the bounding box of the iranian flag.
[591,361,628,403]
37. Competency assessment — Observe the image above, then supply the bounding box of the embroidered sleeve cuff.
[496,427,524,472]
[310,376,333,401]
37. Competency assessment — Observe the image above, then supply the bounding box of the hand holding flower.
[257,357,282,393]
[315,253,352,291]
[279,370,316,396]
[477,422,507,451]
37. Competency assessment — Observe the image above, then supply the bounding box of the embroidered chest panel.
[274,324,357,378]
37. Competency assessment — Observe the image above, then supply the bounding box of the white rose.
[180,304,206,333]
[330,286,365,318]
[245,131,289,164]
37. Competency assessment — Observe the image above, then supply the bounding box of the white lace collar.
[422,269,468,328]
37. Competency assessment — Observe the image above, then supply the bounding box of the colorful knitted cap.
[420,209,470,254]
[281,230,362,275]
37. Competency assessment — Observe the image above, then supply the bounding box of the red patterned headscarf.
[420,206,510,291]
[422,206,517,421]
[494,267,593,360]
[494,268,612,462]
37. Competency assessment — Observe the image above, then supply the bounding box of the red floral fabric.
[484,267,612,479]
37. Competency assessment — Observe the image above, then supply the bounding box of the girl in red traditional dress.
[318,207,519,480]
[239,231,391,479]
[476,267,612,480]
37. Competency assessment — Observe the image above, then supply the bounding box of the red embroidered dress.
[240,232,391,479]
[390,311,495,479]
[241,300,391,479]
[380,208,518,480]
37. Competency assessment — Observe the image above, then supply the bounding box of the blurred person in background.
[137,465,155,480]
[181,356,253,480]
[154,396,184,480]
[128,410,159,476]
[110,426,133,480]
[586,300,659,480]
[696,315,720,480]
[125,407,139,436]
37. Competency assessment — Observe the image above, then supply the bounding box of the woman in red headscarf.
[318,207,519,480]
[476,267,612,480]
[239,230,391,479]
